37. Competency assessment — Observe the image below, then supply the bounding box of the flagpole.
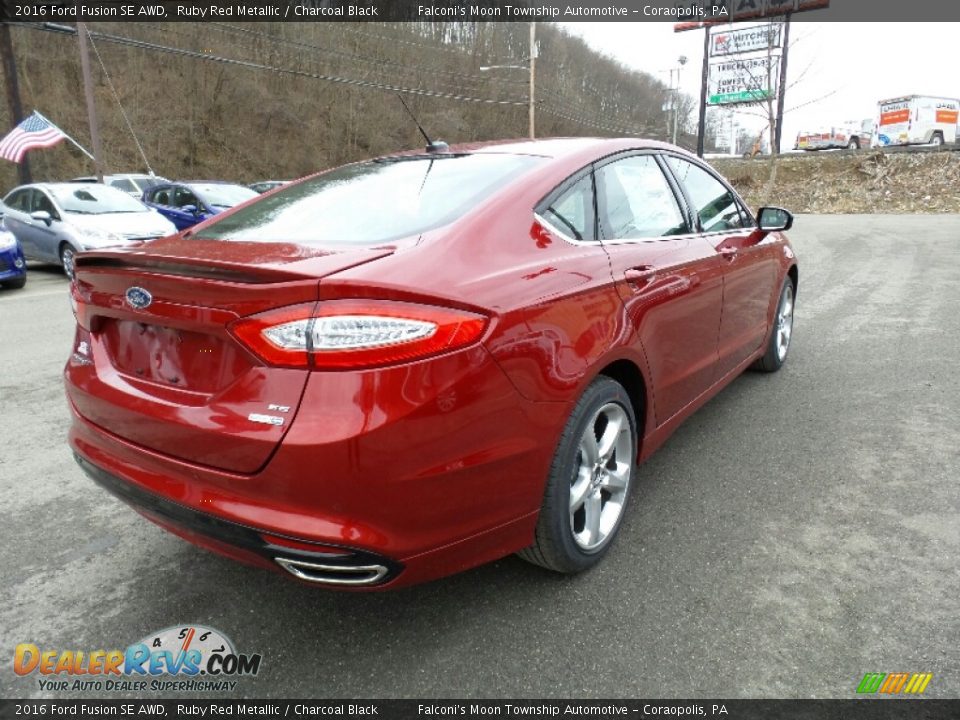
[31,110,96,161]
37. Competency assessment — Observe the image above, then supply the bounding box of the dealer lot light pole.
[481,21,538,139]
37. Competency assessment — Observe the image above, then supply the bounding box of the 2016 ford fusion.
[65,138,797,589]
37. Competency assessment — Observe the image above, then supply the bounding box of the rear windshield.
[193,154,543,246]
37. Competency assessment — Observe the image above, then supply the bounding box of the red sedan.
[65,138,797,589]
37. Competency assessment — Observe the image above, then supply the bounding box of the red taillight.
[229,302,316,368]
[229,300,487,370]
[70,280,92,330]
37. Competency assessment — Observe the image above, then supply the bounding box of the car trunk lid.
[67,239,393,473]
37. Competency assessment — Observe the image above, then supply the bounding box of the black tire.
[59,243,76,279]
[847,137,860,149]
[518,376,638,574]
[3,274,26,289]
[753,277,796,373]
[931,132,944,147]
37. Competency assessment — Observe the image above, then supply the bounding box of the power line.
[21,23,529,108]
[23,23,660,141]
[84,26,154,174]
[538,104,647,137]
[206,23,530,90]
[334,22,525,66]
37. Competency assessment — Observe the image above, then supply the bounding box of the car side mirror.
[181,204,200,215]
[30,210,53,226]
[757,206,793,232]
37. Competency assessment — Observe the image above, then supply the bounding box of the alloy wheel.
[60,246,76,279]
[570,402,633,551]
[776,283,794,361]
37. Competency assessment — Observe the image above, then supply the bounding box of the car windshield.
[191,184,259,209]
[193,154,543,246]
[49,185,148,214]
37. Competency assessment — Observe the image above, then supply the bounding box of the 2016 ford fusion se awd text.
[65,138,797,589]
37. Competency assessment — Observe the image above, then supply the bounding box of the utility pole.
[773,14,791,155]
[528,21,536,139]
[77,22,105,182]
[672,55,688,145]
[696,27,709,157]
[0,23,31,184]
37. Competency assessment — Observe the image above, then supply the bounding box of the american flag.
[0,112,66,163]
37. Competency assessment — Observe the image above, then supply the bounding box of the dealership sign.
[710,23,783,56]
[708,55,779,105]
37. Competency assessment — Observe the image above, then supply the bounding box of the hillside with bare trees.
[1,22,719,189]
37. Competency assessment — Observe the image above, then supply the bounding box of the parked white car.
[2,183,177,277]
[69,173,169,198]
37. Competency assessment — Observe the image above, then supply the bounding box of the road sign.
[708,55,779,105]
[710,23,783,57]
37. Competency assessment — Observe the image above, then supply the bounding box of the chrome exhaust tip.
[274,557,389,586]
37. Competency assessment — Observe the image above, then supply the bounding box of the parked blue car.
[142,181,259,231]
[0,205,27,290]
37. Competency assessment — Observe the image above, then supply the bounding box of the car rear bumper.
[74,451,404,587]
[66,351,566,589]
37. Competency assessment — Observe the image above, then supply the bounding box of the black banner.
[2,0,960,23]
[3,700,960,720]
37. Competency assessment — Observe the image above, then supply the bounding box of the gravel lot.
[1,214,957,699]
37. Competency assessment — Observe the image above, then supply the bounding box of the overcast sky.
[560,22,958,152]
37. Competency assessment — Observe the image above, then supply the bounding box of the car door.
[595,152,724,426]
[664,155,779,380]
[144,185,181,228]
[170,185,205,229]
[3,189,39,258]
[29,188,65,262]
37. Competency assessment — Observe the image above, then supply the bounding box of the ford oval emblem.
[125,286,153,310]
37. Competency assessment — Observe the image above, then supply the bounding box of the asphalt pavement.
[1,215,958,699]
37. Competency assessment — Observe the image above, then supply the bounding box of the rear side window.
[194,154,543,246]
[596,155,687,240]
[541,174,595,242]
[4,189,31,211]
[149,187,172,205]
[666,157,747,233]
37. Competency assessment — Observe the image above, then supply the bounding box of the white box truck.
[874,95,959,147]
[795,119,874,150]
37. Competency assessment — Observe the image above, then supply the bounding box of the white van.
[874,95,959,147]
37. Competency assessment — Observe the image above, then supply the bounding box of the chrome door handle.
[718,247,738,260]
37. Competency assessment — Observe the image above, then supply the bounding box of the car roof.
[34,182,131,192]
[372,136,696,167]
[71,174,159,181]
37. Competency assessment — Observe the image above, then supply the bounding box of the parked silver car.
[2,183,177,277]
